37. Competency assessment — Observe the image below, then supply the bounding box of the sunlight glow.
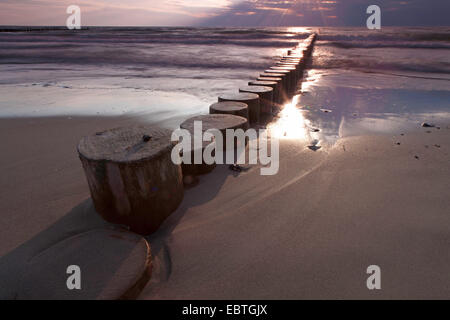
[301,69,322,93]
[268,95,309,140]
[287,27,312,34]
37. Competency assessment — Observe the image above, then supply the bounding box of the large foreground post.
[78,126,184,235]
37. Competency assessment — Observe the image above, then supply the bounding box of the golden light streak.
[268,95,309,140]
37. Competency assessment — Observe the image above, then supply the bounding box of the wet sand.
[0,115,449,299]
[141,126,450,300]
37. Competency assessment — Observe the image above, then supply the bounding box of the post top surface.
[210,101,248,112]
[78,126,174,163]
[264,69,290,74]
[260,73,286,78]
[180,114,248,132]
[248,81,277,86]
[257,77,282,82]
[240,85,273,94]
[218,92,259,102]
[270,66,296,71]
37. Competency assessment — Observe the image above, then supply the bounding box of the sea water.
[0,26,449,137]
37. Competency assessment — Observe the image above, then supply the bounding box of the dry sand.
[0,115,449,299]
[0,115,150,299]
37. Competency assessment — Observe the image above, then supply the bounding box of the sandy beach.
[0,25,449,300]
[142,124,450,300]
[0,113,448,299]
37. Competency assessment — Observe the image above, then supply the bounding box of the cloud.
[0,0,236,25]
[0,0,449,26]
[199,0,450,27]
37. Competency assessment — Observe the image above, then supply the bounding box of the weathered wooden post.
[209,101,249,121]
[248,80,278,110]
[239,85,273,115]
[255,77,283,105]
[270,66,298,89]
[282,55,302,60]
[281,58,305,73]
[218,92,260,124]
[264,69,293,97]
[277,63,303,82]
[243,83,275,116]
[181,114,249,142]
[260,72,288,102]
[78,126,184,235]
[281,58,302,66]
[180,114,249,171]
[276,62,301,74]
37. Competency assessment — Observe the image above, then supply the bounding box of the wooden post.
[242,84,274,115]
[218,92,260,124]
[180,114,249,178]
[255,77,283,105]
[248,80,279,111]
[264,69,293,97]
[180,114,249,143]
[281,58,305,72]
[276,62,301,74]
[269,66,298,90]
[260,73,288,102]
[277,63,303,83]
[209,101,249,121]
[78,126,184,235]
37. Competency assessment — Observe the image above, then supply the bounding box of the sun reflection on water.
[267,68,325,141]
[301,69,323,93]
[287,27,313,34]
[268,95,310,140]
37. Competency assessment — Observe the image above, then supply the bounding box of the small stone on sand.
[229,164,243,173]
[142,135,152,142]
[308,145,322,152]
[422,122,435,128]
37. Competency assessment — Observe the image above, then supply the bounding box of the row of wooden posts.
[78,34,318,236]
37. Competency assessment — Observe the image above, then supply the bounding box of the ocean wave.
[320,41,450,50]
[312,58,450,75]
[317,28,450,43]
[0,50,272,70]
[0,28,305,47]
[0,37,297,49]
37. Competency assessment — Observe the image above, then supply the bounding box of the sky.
[0,0,449,27]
